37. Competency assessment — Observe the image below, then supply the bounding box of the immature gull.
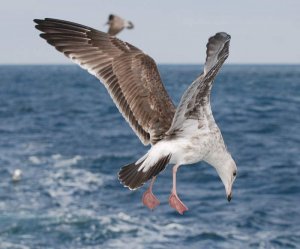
[106,14,134,36]
[34,18,237,214]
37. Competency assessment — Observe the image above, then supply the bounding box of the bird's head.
[105,14,114,26]
[108,14,114,21]
[215,156,237,202]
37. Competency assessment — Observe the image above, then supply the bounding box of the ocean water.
[0,64,299,249]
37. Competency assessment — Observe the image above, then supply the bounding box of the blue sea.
[0,64,299,248]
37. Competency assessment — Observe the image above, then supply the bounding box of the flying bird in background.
[34,18,237,214]
[106,14,134,36]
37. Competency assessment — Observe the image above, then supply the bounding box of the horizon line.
[0,62,300,66]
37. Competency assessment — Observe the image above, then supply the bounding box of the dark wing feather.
[34,18,175,145]
[167,32,231,135]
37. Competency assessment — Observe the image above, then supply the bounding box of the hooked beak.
[227,192,232,202]
[226,183,233,202]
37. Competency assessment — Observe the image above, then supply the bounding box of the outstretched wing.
[34,18,175,145]
[167,32,231,135]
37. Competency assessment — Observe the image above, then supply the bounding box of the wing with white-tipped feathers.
[34,18,175,145]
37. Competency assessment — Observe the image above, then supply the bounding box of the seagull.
[106,14,134,36]
[34,18,237,214]
[12,169,22,182]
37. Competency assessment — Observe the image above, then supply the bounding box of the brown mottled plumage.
[34,18,175,145]
[34,19,237,215]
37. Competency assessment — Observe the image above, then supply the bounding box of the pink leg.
[142,176,160,210]
[169,164,188,215]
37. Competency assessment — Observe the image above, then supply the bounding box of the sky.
[1,0,299,64]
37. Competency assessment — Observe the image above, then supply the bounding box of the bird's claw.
[142,188,160,210]
[169,193,188,215]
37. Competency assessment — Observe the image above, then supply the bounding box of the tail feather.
[118,154,171,190]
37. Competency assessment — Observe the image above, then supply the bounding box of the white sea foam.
[21,142,47,154]
[117,212,131,221]
[163,222,185,230]
[51,154,62,160]
[45,168,102,192]
[53,155,82,167]
[42,156,107,210]
[0,242,31,249]
[28,156,41,164]
[95,212,191,247]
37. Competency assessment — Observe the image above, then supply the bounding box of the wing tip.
[206,32,231,53]
[214,32,231,41]
[207,32,230,44]
[204,31,231,75]
[34,18,43,30]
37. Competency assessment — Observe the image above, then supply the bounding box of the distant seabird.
[34,18,237,214]
[106,14,134,36]
[12,169,22,182]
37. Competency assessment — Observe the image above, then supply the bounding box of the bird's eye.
[233,171,237,177]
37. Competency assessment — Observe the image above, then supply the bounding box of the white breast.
[167,131,210,165]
